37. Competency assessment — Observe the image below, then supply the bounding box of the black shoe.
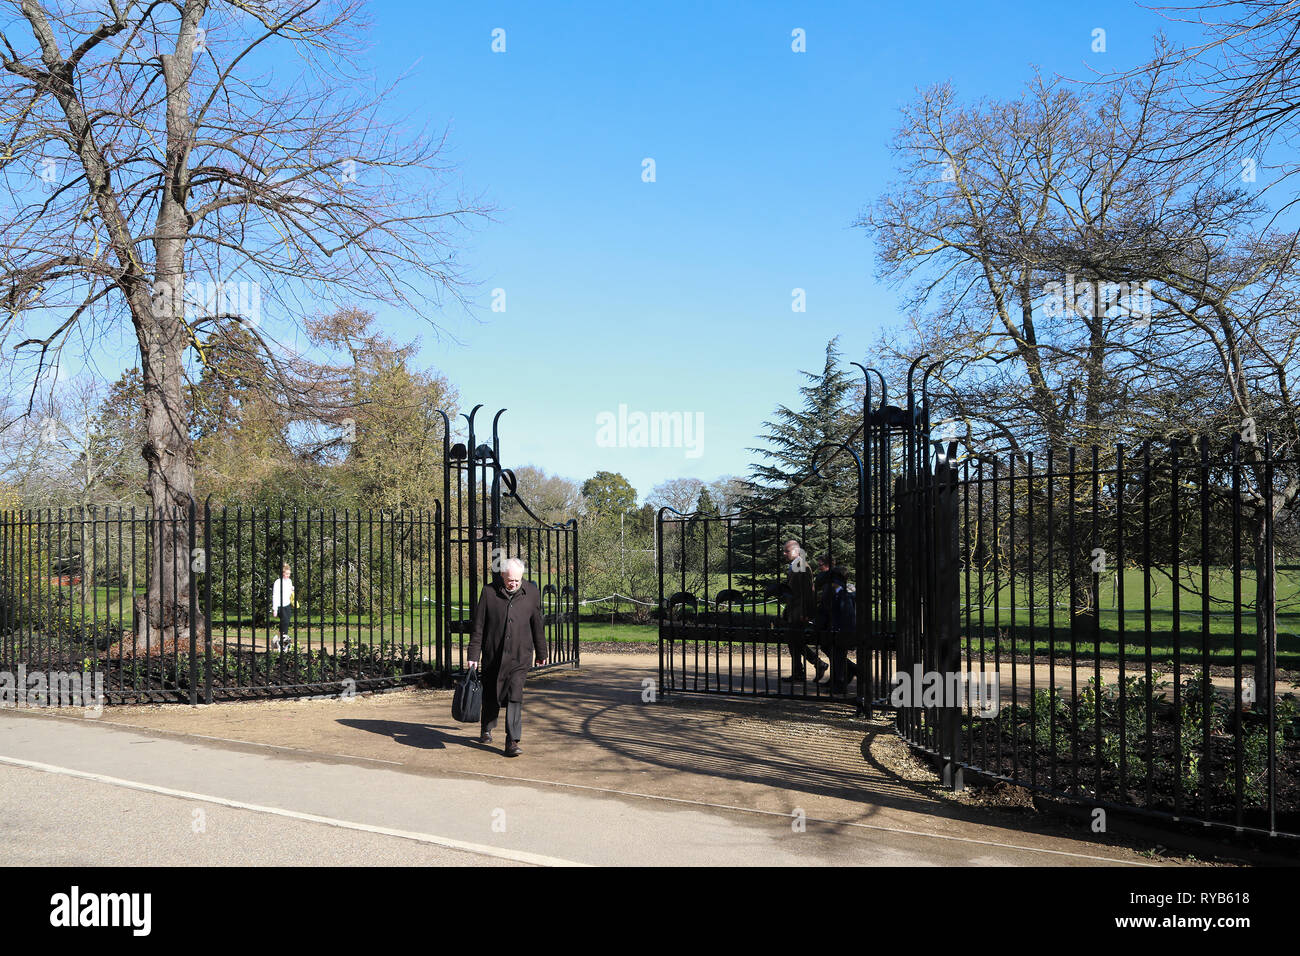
[814,659,828,682]
[478,730,493,744]
[504,739,520,757]
[780,673,808,682]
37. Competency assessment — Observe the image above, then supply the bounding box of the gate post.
[436,410,451,682]
[435,500,444,678]
[656,507,666,700]
[850,362,882,718]
[934,452,963,790]
[187,498,199,707]
[894,474,914,739]
[203,498,213,705]
[855,500,870,718]
[572,522,581,668]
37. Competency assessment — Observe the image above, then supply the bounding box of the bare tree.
[0,374,144,507]
[1115,222,1300,695]
[1121,3,1300,200]
[647,477,704,515]
[706,475,746,515]
[861,66,1261,455]
[0,1,485,649]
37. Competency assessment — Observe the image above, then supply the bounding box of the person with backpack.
[826,566,858,694]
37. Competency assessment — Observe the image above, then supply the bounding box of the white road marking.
[0,754,585,868]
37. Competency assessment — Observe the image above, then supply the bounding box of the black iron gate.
[657,508,863,703]
[657,362,921,714]
[438,405,579,675]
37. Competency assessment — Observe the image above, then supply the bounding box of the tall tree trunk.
[1073,293,1108,648]
[129,284,196,655]
[126,34,204,656]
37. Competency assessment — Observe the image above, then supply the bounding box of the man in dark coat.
[467,557,547,757]
[780,539,826,683]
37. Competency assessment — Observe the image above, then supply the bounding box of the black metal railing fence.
[0,502,444,703]
[896,436,1299,840]
[0,405,581,704]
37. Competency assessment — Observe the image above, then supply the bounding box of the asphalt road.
[0,707,1149,866]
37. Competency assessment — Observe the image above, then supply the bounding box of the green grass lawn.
[949,624,1299,668]
[955,566,1300,666]
[576,619,657,643]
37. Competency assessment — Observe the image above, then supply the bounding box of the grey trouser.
[481,698,522,742]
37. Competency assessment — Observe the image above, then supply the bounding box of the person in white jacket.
[271,563,295,651]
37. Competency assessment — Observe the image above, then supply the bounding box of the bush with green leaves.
[999,670,1291,807]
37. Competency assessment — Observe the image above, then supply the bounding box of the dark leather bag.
[452,668,482,723]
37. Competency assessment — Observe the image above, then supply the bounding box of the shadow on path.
[324,654,1133,854]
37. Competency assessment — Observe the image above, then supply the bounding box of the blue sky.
[28,1,1211,502]
[322,0,1207,501]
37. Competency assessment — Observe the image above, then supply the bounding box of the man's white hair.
[502,556,527,576]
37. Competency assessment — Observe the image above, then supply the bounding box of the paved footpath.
[0,652,1171,866]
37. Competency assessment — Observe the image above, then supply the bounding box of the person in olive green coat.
[467,557,547,756]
